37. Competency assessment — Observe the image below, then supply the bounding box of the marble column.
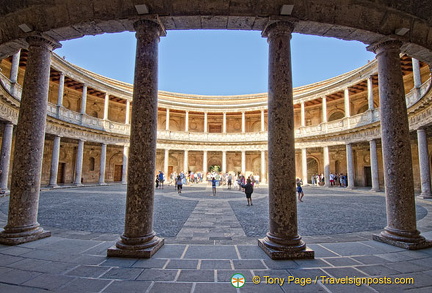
[368,40,432,249]
[369,139,380,192]
[222,151,227,173]
[80,84,87,115]
[125,100,131,125]
[412,58,422,89]
[260,150,266,183]
[10,50,21,83]
[203,150,208,174]
[323,146,330,187]
[367,76,375,111]
[222,112,227,133]
[99,143,107,185]
[261,109,265,132]
[164,149,169,176]
[184,150,188,173]
[258,20,313,260]
[346,143,355,189]
[56,72,65,118]
[204,112,208,133]
[185,111,189,132]
[301,148,308,184]
[322,97,328,122]
[48,135,61,188]
[103,93,109,120]
[108,17,165,258]
[300,101,305,127]
[241,111,246,133]
[0,35,60,245]
[0,123,13,193]
[344,88,350,117]
[121,145,128,184]
[74,139,84,186]
[241,150,246,175]
[417,128,432,198]
[165,108,170,131]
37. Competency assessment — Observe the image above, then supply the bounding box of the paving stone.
[322,257,362,267]
[184,245,238,259]
[0,254,24,266]
[384,261,431,273]
[165,259,198,269]
[294,258,331,268]
[200,259,232,269]
[194,282,237,292]
[288,268,329,279]
[351,255,390,265]
[132,258,168,268]
[323,267,367,278]
[355,264,401,276]
[0,269,41,285]
[148,282,193,293]
[6,258,76,274]
[153,244,187,258]
[0,282,48,293]
[217,270,254,282]
[307,244,339,258]
[136,269,178,281]
[177,269,215,282]
[100,267,144,280]
[102,280,152,293]
[21,273,75,290]
[66,265,111,278]
[233,259,267,269]
[57,277,111,292]
[237,245,269,259]
[238,282,285,292]
[100,257,139,267]
[263,259,299,270]
[320,242,380,256]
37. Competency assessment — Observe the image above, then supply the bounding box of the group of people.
[310,173,347,187]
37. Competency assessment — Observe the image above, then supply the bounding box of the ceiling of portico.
[1,1,432,64]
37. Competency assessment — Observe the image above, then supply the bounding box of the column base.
[98,182,108,186]
[74,183,84,187]
[370,188,380,192]
[48,184,59,188]
[0,226,51,246]
[373,230,432,250]
[420,193,432,199]
[107,236,164,258]
[258,238,314,260]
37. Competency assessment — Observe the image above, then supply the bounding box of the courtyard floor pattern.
[0,184,432,292]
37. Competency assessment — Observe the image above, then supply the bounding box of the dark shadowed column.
[0,35,60,245]
[258,20,314,260]
[107,17,165,258]
[368,40,432,249]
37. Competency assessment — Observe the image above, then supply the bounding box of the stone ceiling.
[0,1,432,63]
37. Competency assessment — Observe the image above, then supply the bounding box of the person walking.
[211,177,217,196]
[242,178,254,206]
[176,175,183,194]
[297,178,304,202]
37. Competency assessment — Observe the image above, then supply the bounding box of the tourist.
[227,173,233,190]
[155,175,159,189]
[176,175,183,194]
[241,178,254,206]
[297,178,304,202]
[211,177,217,196]
[311,174,316,185]
[158,171,164,189]
[329,173,335,186]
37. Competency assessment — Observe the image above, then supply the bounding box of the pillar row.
[258,20,313,260]
[108,17,165,258]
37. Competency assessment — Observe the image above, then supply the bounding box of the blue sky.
[56,30,375,95]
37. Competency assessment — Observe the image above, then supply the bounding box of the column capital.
[367,39,402,55]
[26,34,62,51]
[262,18,296,38]
[134,15,166,37]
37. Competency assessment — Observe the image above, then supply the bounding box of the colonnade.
[0,16,431,258]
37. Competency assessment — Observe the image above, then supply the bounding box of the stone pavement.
[0,184,432,292]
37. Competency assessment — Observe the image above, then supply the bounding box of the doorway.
[114,165,123,182]
[364,166,372,187]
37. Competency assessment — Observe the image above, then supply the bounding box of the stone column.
[80,84,87,115]
[99,143,107,185]
[48,135,61,188]
[203,150,208,174]
[222,151,227,173]
[184,150,188,173]
[108,17,165,258]
[204,112,208,133]
[0,35,60,245]
[323,146,330,187]
[368,40,431,249]
[346,143,355,189]
[322,97,327,128]
[241,111,246,133]
[367,76,375,111]
[0,123,13,193]
[241,150,246,175]
[417,128,432,198]
[223,112,227,133]
[412,58,422,89]
[165,108,170,131]
[164,149,169,176]
[56,72,65,118]
[258,20,313,260]
[344,88,350,117]
[261,109,265,132]
[125,100,131,125]
[300,101,305,127]
[301,148,308,184]
[185,111,189,132]
[369,139,380,192]
[121,145,128,184]
[74,139,84,186]
[260,150,266,184]
[103,93,109,120]
[10,50,21,83]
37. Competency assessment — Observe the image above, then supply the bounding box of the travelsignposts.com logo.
[231,273,246,288]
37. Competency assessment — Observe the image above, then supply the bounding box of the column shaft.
[164,149,169,176]
[223,112,227,133]
[121,146,128,184]
[346,143,355,189]
[301,148,308,184]
[344,88,350,117]
[260,150,266,184]
[417,129,432,198]
[184,150,188,173]
[204,112,208,133]
[0,36,60,245]
[258,21,313,260]
[74,140,84,186]
[322,97,327,123]
[323,146,330,188]
[412,58,422,89]
[108,18,165,258]
[369,40,431,249]
[165,108,170,131]
[203,151,208,174]
[300,101,305,127]
[241,150,246,175]
[369,139,380,192]
[261,109,265,132]
[367,76,375,110]
[0,123,13,192]
[10,50,20,83]
[185,111,189,132]
[103,94,109,120]
[241,111,246,133]
[48,135,61,187]
[80,84,87,115]
[99,143,107,185]
[222,151,227,173]
[125,100,131,124]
